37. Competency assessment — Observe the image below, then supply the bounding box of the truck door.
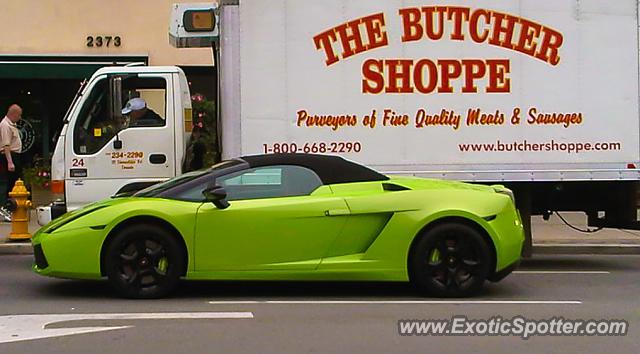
[65,73,176,210]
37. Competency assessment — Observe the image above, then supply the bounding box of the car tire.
[105,224,184,299]
[409,222,492,297]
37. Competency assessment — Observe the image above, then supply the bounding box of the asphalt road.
[0,254,638,354]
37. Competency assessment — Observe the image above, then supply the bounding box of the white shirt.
[0,116,22,153]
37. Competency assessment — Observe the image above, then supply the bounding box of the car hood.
[40,198,127,233]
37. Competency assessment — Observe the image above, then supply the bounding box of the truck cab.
[38,66,193,224]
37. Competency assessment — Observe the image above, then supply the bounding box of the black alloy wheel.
[410,222,492,297]
[105,224,184,299]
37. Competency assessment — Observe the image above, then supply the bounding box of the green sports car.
[32,154,524,298]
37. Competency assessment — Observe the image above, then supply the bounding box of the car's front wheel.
[105,224,184,299]
[410,222,492,297]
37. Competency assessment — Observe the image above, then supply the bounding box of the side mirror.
[109,76,123,121]
[109,75,124,150]
[202,186,230,209]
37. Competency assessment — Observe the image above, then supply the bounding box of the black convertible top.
[240,154,389,185]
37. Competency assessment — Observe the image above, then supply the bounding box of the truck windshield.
[133,159,245,198]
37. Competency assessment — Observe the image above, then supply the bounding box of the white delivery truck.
[40,65,194,221]
[40,0,640,255]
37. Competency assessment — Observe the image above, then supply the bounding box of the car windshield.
[134,159,244,197]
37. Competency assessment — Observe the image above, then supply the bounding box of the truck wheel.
[410,223,492,297]
[105,224,184,299]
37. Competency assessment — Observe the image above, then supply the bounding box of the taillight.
[51,180,64,194]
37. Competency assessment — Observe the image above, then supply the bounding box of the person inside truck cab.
[121,97,164,128]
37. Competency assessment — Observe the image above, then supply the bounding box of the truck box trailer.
[217,0,640,254]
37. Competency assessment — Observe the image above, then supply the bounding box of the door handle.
[324,209,350,216]
[149,154,167,164]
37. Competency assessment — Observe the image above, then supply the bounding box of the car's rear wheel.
[105,224,184,299]
[410,222,492,297]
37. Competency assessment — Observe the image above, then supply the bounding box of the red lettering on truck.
[313,12,388,66]
[361,58,511,94]
[396,6,563,66]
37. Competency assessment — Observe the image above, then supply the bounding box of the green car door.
[194,165,350,271]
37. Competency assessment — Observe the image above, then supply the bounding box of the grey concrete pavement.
[0,187,56,254]
[0,254,638,353]
[531,213,640,254]
[0,209,41,254]
[532,212,640,244]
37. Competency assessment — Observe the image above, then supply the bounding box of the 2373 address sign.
[86,36,122,48]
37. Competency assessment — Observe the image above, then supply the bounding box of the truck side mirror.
[108,76,124,151]
[109,76,123,121]
[202,186,230,209]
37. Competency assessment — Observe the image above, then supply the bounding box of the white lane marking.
[514,270,610,274]
[208,300,581,305]
[0,312,253,344]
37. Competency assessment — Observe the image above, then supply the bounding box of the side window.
[121,77,167,129]
[73,78,111,155]
[73,76,168,155]
[217,165,323,201]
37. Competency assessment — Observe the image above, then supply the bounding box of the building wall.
[0,0,214,66]
[0,0,217,173]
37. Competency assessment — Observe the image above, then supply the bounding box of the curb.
[0,242,33,255]
[533,244,640,255]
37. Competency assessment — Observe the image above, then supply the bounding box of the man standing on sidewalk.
[0,104,23,222]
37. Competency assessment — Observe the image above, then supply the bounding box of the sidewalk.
[531,213,640,254]
[0,209,41,254]
[1,189,640,255]
[0,187,56,254]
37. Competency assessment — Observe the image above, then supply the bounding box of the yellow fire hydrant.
[8,179,32,241]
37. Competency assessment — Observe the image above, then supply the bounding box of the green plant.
[23,164,51,190]
[191,93,219,166]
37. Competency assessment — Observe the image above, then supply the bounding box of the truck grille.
[33,244,48,269]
